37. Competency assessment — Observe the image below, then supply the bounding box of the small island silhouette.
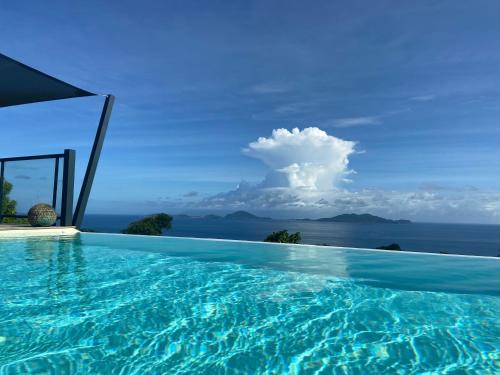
[174,211,411,224]
[313,213,411,224]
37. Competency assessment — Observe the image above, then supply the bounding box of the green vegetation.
[121,213,173,236]
[1,180,27,224]
[376,243,402,251]
[1,180,16,216]
[80,227,97,233]
[264,230,301,244]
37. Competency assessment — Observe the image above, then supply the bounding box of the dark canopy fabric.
[0,53,95,108]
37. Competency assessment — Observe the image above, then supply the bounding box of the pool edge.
[0,226,80,238]
[80,232,500,260]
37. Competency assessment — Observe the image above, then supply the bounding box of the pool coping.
[0,226,79,237]
[80,232,500,260]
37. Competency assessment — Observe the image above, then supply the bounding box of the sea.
[82,214,500,257]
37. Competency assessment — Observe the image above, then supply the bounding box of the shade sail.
[0,53,95,108]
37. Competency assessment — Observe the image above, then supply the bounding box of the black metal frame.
[72,94,114,228]
[0,95,114,228]
[62,149,76,226]
[0,149,75,226]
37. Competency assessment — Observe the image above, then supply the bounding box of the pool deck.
[0,225,79,237]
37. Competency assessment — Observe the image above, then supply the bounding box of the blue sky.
[1,1,500,223]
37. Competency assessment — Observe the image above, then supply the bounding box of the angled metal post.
[61,149,75,226]
[0,161,4,223]
[72,94,114,228]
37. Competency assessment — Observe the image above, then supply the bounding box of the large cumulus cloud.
[243,127,356,190]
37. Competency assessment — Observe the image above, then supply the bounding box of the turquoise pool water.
[0,233,498,374]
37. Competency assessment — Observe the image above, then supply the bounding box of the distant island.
[224,210,272,221]
[204,214,222,220]
[174,210,271,221]
[314,213,411,224]
[174,211,410,223]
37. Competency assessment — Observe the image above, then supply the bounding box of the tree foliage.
[1,180,24,224]
[1,180,17,216]
[264,230,301,244]
[121,213,173,236]
[376,243,402,251]
[80,227,97,233]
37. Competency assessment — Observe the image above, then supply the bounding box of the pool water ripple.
[0,234,498,374]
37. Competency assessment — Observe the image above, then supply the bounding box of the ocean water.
[0,233,498,374]
[83,214,500,256]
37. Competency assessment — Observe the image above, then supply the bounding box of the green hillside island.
[223,210,272,221]
[174,211,272,221]
[204,214,222,220]
[314,214,411,224]
[174,211,410,223]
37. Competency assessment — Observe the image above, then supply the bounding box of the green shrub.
[1,180,17,216]
[121,213,173,236]
[264,230,301,244]
[376,243,402,251]
[80,228,97,233]
[1,180,28,224]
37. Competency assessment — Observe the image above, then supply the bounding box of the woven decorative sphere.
[28,204,57,227]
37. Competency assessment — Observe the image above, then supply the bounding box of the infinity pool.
[0,233,498,374]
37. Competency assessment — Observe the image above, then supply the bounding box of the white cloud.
[192,127,500,223]
[199,184,500,223]
[410,94,436,102]
[242,127,356,190]
[273,103,303,114]
[251,83,290,94]
[330,116,380,128]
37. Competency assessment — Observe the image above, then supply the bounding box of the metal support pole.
[0,161,4,223]
[52,157,60,210]
[72,94,114,228]
[61,149,75,227]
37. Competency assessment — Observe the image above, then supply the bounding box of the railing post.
[52,157,60,210]
[0,161,4,223]
[60,149,75,227]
